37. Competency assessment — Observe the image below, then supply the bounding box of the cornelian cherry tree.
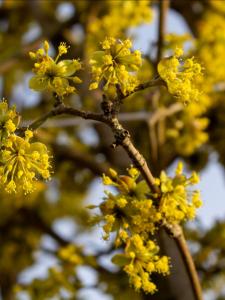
[0,1,225,300]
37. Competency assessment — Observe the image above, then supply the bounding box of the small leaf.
[86,204,98,209]
[29,76,48,91]
[58,60,81,77]
[111,254,131,266]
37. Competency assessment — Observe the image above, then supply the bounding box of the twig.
[122,135,159,194]
[26,104,106,131]
[120,77,166,101]
[149,102,183,126]
[169,224,203,300]
[156,0,170,64]
[53,143,111,176]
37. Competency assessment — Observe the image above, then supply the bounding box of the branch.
[120,135,160,194]
[120,77,166,101]
[169,225,203,300]
[149,102,183,126]
[156,0,170,64]
[25,103,106,131]
[53,143,111,176]
[18,77,166,132]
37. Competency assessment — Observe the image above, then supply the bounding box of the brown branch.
[156,0,170,64]
[26,104,106,131]
[169,225,203,300]
[122,135,159,194]
[120,77,166,101]
[53,143,111,176]
[149,102,183,127]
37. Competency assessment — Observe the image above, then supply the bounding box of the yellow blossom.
[159,162,202,224]
[112,234,170,294]
[0,131,51,194]
[158,48,202,104]
[89,37,142,96]
[58,244,83,265]
[29,41,82,97]
[0,100,19,144]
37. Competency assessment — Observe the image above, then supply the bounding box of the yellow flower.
[97,167,160,244]
[87,0,152,52]
[159,162,202,224]
[93,164,202,294]
[112,234,170,294]
[29,41,82,97]
[58,244,83,265]
[0,100,19,144]
[0,130,51,194]
[89,37,142,96]
[157,48,202,104]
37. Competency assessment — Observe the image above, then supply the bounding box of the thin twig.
[26,104,106,131]
[156,0,170,64]
[149,102,183,126]
[121,135,159,194]
[169,224,203,300]
[120,77,166,101]
[21,103,182,128]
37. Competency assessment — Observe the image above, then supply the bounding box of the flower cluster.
[29,41,82,97]
[99,167,160,245]
[156,162,202,225]
[0,100,19,143]
[0,100,51,194]
[87,1,152,49]
[91,162,202,293]
[157,48,202,104]
[58,244,83,266]
[112,234,169,294]
[166,111,209,156]
[89,37,142,96]
[0,130,51,194]
[14,243,85,299]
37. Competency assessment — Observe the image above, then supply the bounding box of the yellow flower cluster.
[58,244,83,265]
[0,100,51,194]
[0,100,19,143]
[0,130,51,194]
[156,162,202,224]
[100,167,160,244]
[29,41,82,97]
[88,0,152,47]
[158,34,210,157]
[165,33,192,51]
[14,243,84,299]
[91,162,201,293]
[15,266,78,300]
[112,234,169,294]
[166,111,209,156]
[158,48,202,104]
[197,10,225,86]
[89,37,142,96]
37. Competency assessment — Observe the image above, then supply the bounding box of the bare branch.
[120,77,166,101]
[169,224,203,300]
[156,0,170,64]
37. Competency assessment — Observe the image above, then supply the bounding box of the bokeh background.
[1,1,225,300]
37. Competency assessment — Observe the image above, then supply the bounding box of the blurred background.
[1,0,225,299]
